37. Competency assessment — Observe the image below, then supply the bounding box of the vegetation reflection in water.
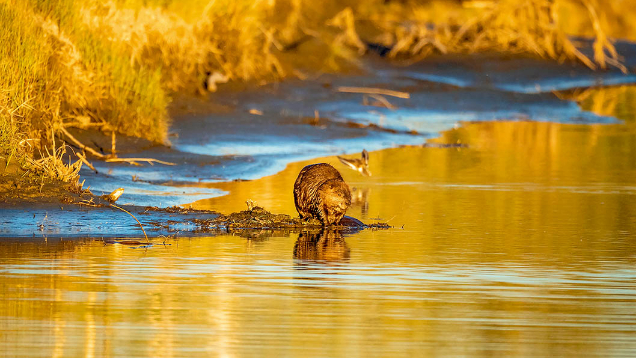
[1,86,636,357]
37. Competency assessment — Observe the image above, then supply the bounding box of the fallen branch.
[106,158,176,166]
[76,152,98,173]
[59,126,106,159]
[364,94,397,110]
[60,126,176,166]
[337,86,410,99]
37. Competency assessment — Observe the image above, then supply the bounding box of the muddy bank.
[0,175,82,205]
[0,187,387,239]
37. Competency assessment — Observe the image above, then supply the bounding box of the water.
[2,86,636,356]
[77,52,636,207]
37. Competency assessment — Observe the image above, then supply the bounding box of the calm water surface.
[2,86,636,357]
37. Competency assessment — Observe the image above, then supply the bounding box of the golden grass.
[80,1,285,91]
[1,0,169,182]
[0,1,48,173]
[557,0,636,41]
[358,0,626,72]
[24,143,83,183]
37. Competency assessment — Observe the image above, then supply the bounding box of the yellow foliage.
[364,0,626,72]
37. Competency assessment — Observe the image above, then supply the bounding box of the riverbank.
[2,106,634,238]
[2,48,636,239]
[1,0,632,185]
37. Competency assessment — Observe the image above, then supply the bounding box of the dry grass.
[24,144,83,183]
[1,0,169,182]
[557,0,636,42]
[357,0,626,72]
[80,1,286,92]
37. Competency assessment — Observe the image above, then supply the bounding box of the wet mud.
[0,189,387,239]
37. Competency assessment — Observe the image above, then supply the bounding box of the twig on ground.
[105,158,176,166]
[337,86,410,99]
[59,126,106,159]
[365,94,397,110]
[76,152,97,173]
[60,126,176,166]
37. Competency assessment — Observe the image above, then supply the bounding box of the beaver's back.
[294,163,350,224]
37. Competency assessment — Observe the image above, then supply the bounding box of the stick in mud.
[105,158,176,166]
[365,93,396,110]
[60,126,176,166]
[76,152,97,173]
[336,86,410,99]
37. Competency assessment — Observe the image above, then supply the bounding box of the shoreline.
[2,52,636,239]
[2,117,634,239]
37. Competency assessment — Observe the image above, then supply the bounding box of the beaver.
[294,163,352,225]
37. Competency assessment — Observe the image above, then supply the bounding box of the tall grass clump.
[1,0,171,181]
[0,1,50,170]
[30,0,170,143]
[557,0,636,42]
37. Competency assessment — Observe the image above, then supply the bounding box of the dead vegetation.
[192,206,377,232]
[359,0,627,72]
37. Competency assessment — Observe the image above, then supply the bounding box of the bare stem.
[76,152,98,173]
[105,158,176,166]
[60,126,176,166]
[337,86,410,99]
[59,126,106,159]
[109,203,149,241]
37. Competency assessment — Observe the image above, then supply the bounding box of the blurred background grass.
[0,0,633,182]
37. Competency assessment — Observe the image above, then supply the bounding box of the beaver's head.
[317,178,352,225]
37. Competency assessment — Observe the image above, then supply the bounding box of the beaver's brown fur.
[294,163,352,225]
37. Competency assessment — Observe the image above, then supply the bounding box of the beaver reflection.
[293,230,350,262]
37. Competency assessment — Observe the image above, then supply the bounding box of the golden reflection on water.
[195,105,636,261]
[2,86,636,357]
